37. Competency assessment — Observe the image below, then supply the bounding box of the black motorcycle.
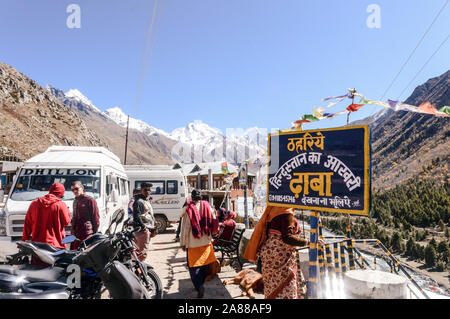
[0,210,163,299]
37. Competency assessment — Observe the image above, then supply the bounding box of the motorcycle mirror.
[111,209,124,224]
[106,209,125,235]
[62,235,76,244]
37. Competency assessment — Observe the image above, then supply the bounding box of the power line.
[135,0,164,110]
[379,0,448,101]
[397,33,449,101]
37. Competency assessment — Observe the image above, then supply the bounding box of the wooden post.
[325,244,333,273]
[333,242,340,275]
[339,241,347,275]
[308,211,320,299]
[124,115,129,165]
[318,218,326,297]
[346,214,356,270]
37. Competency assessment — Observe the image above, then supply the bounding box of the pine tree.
[406,237,415,257]
[429,238,438,250]
[437,241,449,263]
[425,245,437,267]
[391,232,403,252]
[438,219,445,232]
[416,243,425,260]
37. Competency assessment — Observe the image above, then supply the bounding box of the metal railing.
[296,213,430,299]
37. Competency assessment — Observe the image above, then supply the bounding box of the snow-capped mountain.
[167,120,267,164]
[103,108,268,164]
[65,89,102,113]
[45,85,176,165]
[104,107,171,138]
[170,120,224,145]
[45,86,103,115]
[45,86,268,165]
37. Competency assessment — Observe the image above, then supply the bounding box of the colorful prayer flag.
[322,94,347,102]
[313,107,327,119]
[221,161,229,174]
[346,104,365,112]
[417,102,449,117]
[438,106,450,116]
[387,99,399,108]
[295,91,448,129]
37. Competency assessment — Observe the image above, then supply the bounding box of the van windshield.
[10,168,101,201]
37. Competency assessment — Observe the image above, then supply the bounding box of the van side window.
[106,175,115,196]
[119,178,127,196]
[121,179,127,196]
[136,180,165,195]
[167,180,178,194]
[106,176,111,196]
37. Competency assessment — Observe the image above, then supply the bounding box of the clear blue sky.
[1,0,449,133]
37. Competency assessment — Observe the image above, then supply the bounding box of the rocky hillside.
[370,70,450,190]
[0,62,104,160]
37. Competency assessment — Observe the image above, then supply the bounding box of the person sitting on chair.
[213,210,237,246]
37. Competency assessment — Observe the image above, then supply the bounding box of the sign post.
[266,125,371,298]
[267,125,371,215]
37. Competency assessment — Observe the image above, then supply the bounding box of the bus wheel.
[154,215,167,234]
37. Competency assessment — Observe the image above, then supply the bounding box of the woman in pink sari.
[244,206,323,299]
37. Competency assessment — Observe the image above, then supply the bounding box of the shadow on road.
[164,276,234,299]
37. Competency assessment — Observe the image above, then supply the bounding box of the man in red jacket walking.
[22,182,71,249]
[70,181,100,250]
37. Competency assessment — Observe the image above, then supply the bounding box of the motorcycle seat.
[27,242,61,253]
[16,242,56,265]
[0,265,65,283]
[0,289,69,299]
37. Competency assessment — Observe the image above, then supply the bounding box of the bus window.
[167,180,178,194]
[135,180,165,194]
[119,178,127,195]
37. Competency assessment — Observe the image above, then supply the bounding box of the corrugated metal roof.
[185,161,240,176]
[169,162,256,177]
[124,164,175,171]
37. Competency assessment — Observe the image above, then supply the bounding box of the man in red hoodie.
[22,182,71,249]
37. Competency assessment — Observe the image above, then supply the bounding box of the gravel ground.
[147,224,264,299]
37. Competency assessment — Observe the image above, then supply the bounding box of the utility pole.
[124,115,130,165]
[240,161,249,228]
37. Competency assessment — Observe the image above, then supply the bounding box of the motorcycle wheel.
[141,263,163,299]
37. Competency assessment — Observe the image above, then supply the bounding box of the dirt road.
[147,224,264,299]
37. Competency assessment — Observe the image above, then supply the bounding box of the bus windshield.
[10,168,101,201]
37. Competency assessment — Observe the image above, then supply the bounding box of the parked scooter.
[0,210,163,299]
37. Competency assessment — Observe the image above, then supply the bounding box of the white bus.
[125,165,188,233]
[0,146,130,241]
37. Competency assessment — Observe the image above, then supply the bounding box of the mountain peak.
[105,106,125,117]
[65,89,101,113]
[104,107,170,138]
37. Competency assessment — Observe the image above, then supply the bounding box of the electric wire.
[364,0,448,120]
[135,0,164,111]
[379,0,448,102]
[396,33,449,101]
